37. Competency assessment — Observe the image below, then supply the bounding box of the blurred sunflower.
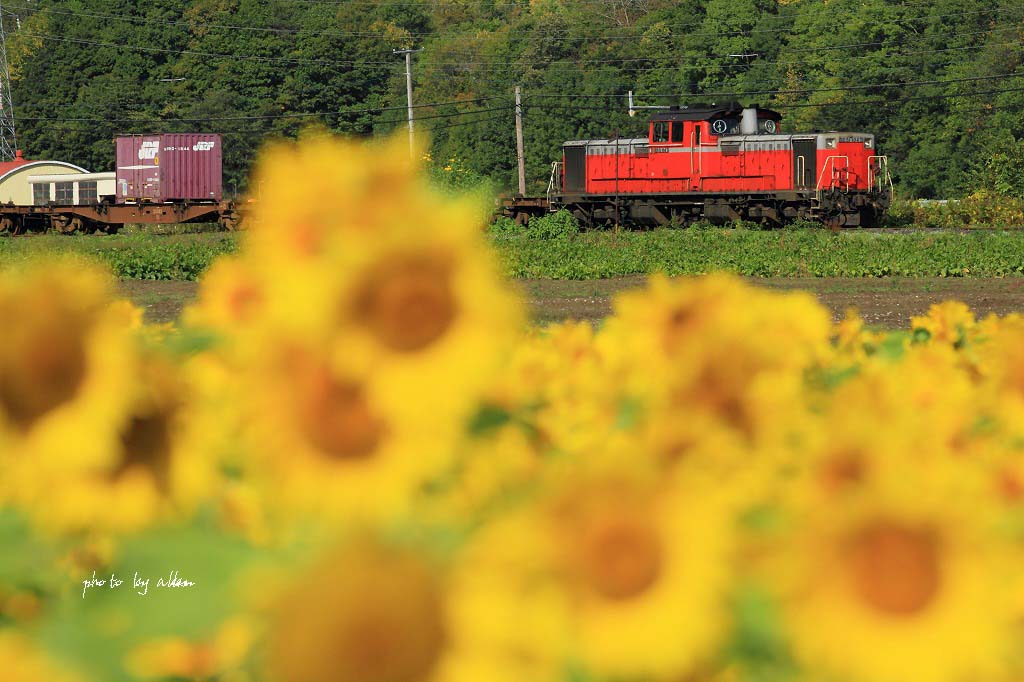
[237,338,457,522]
[265,536,475,682]
[776,463,1016,682]
[0,261,137,474]
[456,469,737,680]
[24,347,212,535]
[0,631,81,682]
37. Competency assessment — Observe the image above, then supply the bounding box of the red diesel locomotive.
[512,102,893,228]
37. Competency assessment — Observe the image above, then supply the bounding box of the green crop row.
[2,228,1023,281]
[492,228,1024,279]
[0,233,239,280]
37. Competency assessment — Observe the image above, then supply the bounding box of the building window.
[32,183,49,206]
[55,182,74,205]
[79,181,98,204]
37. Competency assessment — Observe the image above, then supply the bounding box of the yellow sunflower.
[263,535,534,682]
[910,300,977,346]
[455,469,738,680]
[776,461,1017,682]
[0,261,138,476]
[0,632,82,682]
[24,346,213,535]
[125,616,255,681]
[237,337,459,522]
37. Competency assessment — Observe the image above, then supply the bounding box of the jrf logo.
[137,141,159,160]
[193,141,215,152]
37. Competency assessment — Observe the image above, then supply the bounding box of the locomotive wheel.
[0,216,15,235]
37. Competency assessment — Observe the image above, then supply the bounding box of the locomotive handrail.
[547,161,562,203]
[868,155,893,198]
[816,155,851,193]
[690,131,702,176]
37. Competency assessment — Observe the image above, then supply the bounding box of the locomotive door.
[563,145,587,194]
[793,138,816,188]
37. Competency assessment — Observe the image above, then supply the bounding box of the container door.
[793,138,816,188]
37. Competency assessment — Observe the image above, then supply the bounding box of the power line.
[521,72,1024,103]
[13,103,513,125]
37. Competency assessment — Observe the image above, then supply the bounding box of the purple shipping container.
[115,133,222,202]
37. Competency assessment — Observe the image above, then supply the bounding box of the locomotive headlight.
[826,137,837,149]
[864,138,874,149]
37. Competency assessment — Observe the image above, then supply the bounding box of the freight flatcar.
[504,102,893,228]
[0,133,240,235]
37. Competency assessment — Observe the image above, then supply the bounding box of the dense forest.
[5,0,1023,199]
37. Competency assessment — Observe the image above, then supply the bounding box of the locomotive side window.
[670,122,684,144]
[652,121,669,143]
[694,124,701,146]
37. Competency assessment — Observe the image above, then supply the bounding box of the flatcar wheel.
[51,215,72,234]
[0,217,14,235]
[218,213,240,231]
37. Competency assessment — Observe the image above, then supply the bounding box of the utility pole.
[514,86,526,196]
[393,48,423,158]
[0,1,18,161]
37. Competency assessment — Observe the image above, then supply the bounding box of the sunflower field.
[3,133,1024,682]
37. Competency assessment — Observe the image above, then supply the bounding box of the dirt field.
[119,277,1024,328]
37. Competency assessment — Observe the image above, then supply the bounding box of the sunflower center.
[577,516,664,601]
[296,369,386,460]
[352,253,457,353]
[269,546,448,682]
[337,602,446,682]
[226,283,262,323]
[847,522,942,616]
[820,450,866,494]
[114,406,176,491]
[0,313,88,431]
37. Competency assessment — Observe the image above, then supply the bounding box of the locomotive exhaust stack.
[740,108,758,135]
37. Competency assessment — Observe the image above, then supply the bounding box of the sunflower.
[125,616,255,681]
[237,337,459,522]
[24,347,212,535]
[183,255,267,335]
[776,459,1017,682]
[0,261,137,471]
[910,300,977,347]
[605,273,831,443]
[0,632,82,682]
[263,535,512,682]
[326,226,524,421]
[456,468,737,680]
